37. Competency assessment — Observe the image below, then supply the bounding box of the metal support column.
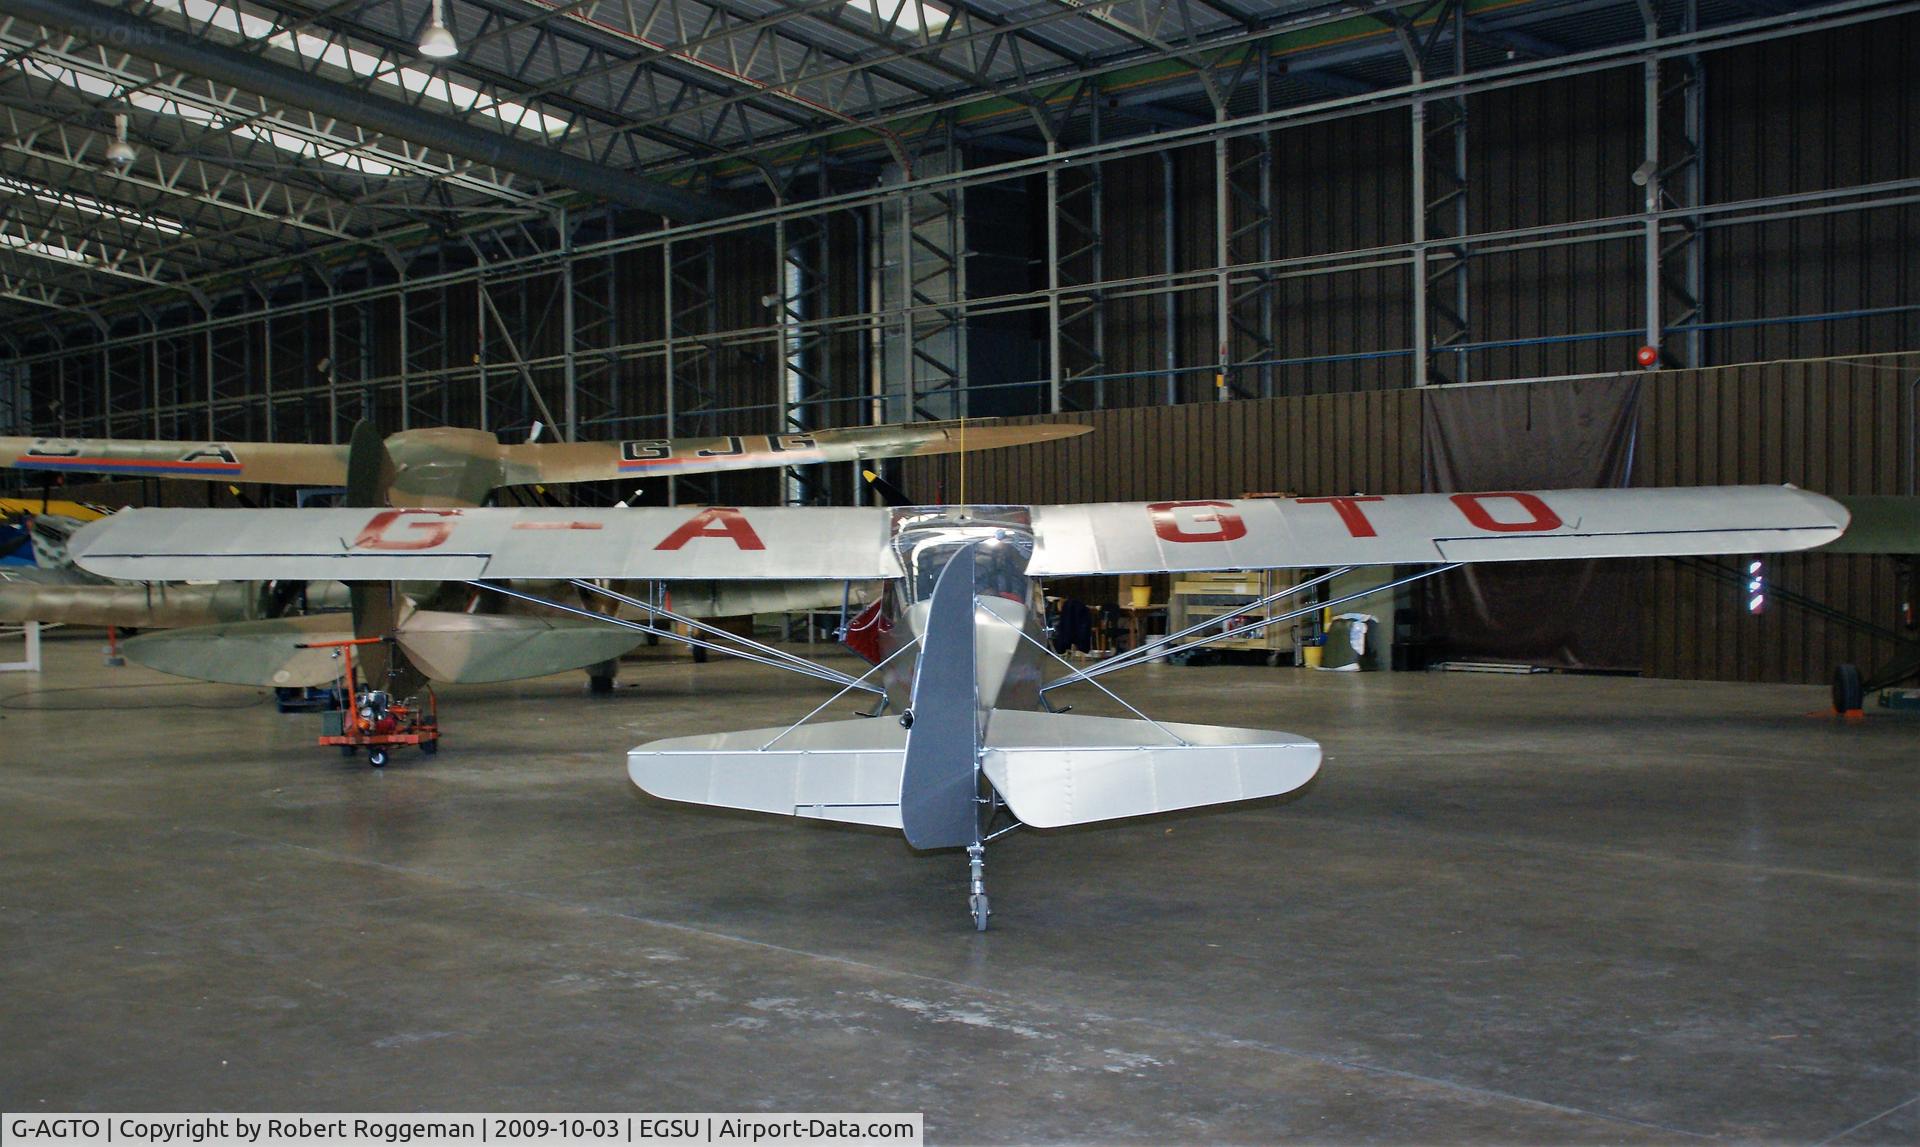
[567,209,622,438]
[1046,143,1063,414]
[1222,46,1277,398]
[1162,151,1178,406]
[1040,86,1105,412]
[774,169,833,504]
[1645,0,1706,368]
[1402,2,1470,386]
[883,128,966,423]
[665,227,722,504]
[1214,126,1232,400]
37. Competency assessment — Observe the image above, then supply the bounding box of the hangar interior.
[0,0,1916,1139]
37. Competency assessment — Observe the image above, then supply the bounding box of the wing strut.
[465,580,882,698]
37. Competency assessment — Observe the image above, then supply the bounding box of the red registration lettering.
[1148,501,1247,544]
[655,507,766,551]
[1296,496,1386,538]
[355,509,459,550]
[1450,492,1564,533]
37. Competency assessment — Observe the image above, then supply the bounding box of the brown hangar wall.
[905,353,1918,686]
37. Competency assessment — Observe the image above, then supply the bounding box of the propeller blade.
[862,467,915,507]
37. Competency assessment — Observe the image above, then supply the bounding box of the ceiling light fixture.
[418,0,458,59]
[103,112,137,170]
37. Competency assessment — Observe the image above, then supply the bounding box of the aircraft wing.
[0,436,348,485]
[1817,495,1920,554]
[68,505,902,582]
[67,486,1848,585]
[1026,486,1850,576]
[494,420,1089,485]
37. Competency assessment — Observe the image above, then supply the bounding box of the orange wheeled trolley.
[298,636,440,767]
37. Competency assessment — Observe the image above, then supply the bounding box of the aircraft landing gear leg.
[967,843,990,932]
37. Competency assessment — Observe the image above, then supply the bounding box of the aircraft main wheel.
[1833,663,1865,713]
[368,748,389,768]
[589,674,615,695]
[691,645,709,664]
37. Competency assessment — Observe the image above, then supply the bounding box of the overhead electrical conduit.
[0,0,729,222]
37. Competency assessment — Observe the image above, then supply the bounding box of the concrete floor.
[2,631,1915,1143]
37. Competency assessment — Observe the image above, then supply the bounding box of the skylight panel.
[0,230,92,264]
[163,0,571,138]
[0,173,187,236]
[18,57,401,176]
[845,0,951,36]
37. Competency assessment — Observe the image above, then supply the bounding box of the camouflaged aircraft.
[2,418,1087,693]
[1,419,1081,508]
[71,482,1850,927]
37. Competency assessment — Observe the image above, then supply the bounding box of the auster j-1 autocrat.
[69,485,1850,928]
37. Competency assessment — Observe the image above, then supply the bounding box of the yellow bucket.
[1129,584,1152,608]
[1302,644,1324,669]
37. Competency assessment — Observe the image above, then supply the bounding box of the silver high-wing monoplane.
[68,486,1850,927]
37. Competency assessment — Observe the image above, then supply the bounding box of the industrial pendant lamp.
[418,0,458,59]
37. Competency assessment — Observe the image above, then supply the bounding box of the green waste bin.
[1320,613,1378,671]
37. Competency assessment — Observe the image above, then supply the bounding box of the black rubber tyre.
[419,739,439,756]
[1832,663,1865,713]
[340,745,357,758]
[691,644,709,664]
[589,674,615,695]
[368,748,389,768]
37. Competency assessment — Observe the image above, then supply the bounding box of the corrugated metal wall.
[1080,14,1919,398]
[1635,353,1917,682]
[1706,17,1920,364]
[906,353,1918,685]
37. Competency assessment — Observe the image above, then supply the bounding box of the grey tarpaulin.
[1421,376,1644,670]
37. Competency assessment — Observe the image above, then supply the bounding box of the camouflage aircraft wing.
[1026,486,1850,575]
[121,614,354,688]
[69,505,902,583]
[1817,495,1920,554]
[493,420,1090,485]
[0,436,348,485]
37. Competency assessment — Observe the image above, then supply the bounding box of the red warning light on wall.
[1636,345,1659,368]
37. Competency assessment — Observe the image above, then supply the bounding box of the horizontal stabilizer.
[980,710,1321,828]
[628,720,907,829]
[394,610,648,684]
[123,613,352,687]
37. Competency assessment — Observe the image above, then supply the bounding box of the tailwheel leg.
[967,843,990,932]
